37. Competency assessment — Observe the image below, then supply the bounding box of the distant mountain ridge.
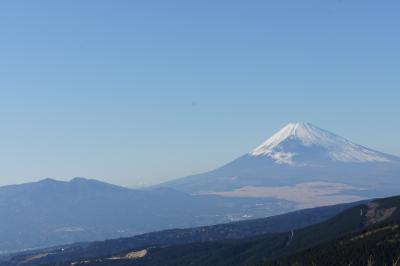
[1,122,399,254]
[162,122,400,207]
[0,177,297,253]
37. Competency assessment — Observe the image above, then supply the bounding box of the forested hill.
[32,195,400,266]
[0,201,361,266]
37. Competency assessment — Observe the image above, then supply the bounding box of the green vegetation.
[59,196,400,266]
[270,222,400,266]
[2,202,356,266]
[3,196,400,266]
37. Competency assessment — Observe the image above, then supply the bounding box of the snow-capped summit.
[250,122,392,164]
[162,121,400,203]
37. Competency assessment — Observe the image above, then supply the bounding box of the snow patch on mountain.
[250,122,391,164]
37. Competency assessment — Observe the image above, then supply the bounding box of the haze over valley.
[1,1,399,265]
[1,122,399,254]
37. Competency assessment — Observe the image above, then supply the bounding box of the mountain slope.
[0,178,299,253]
[270,222,400,266]
[250,122,394,164]
[0,200,362,266]
[161,123,400,208]
[46,195,400,266]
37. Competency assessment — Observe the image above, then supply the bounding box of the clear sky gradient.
[0,0,399,186]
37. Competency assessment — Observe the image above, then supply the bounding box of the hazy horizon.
[1,3,400,264]
[1,121,399,188]
[1,1,399,187]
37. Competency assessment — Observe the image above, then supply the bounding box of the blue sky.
[0,0,399,186]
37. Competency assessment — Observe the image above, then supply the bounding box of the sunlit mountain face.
[250,122,394,164]
[162,122,400,208]
[1,123,399,253]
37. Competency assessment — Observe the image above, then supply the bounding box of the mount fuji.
[250,122,394,164]
[162,122,400,208]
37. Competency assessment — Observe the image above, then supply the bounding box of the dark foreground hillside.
[0,201,359,266]
[22,195,399,266]
[270,222,400,266]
